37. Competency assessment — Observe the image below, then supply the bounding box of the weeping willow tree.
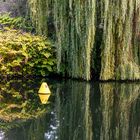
[27,0,50,35]
[100,0,140,80]
[28,0,140,80]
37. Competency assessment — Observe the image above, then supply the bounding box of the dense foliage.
[0,28,56,77]
[28,0,140,80]
[0,14,34,32]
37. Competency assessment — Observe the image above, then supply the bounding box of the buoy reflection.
[38,93,51,104]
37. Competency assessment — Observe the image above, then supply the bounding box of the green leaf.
[41,70,46,76]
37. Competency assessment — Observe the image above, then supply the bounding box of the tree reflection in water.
[55,80,92,140]
[99,83,140,140]
[55,81,140,140]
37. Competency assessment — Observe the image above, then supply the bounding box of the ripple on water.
[0,131,5,140]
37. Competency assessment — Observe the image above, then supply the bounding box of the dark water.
[0,79,140,140]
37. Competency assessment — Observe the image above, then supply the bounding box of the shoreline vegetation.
[0,14,54,131]
[0,13,139,81]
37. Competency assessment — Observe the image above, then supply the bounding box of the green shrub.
[0,14,34,32]
[0,28,56,77]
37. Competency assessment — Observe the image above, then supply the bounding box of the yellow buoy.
[38,82,51,104]
[38,82,51,94]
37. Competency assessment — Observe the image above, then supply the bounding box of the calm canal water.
[0,78,140,140]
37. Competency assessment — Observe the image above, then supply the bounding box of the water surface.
[0,79,140,140]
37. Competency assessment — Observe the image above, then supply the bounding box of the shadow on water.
[0,79,140,140]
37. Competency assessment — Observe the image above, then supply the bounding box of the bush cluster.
[0,27,56,77]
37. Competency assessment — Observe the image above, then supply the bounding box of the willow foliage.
[28,0,140,80]
[100,0,140,80]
